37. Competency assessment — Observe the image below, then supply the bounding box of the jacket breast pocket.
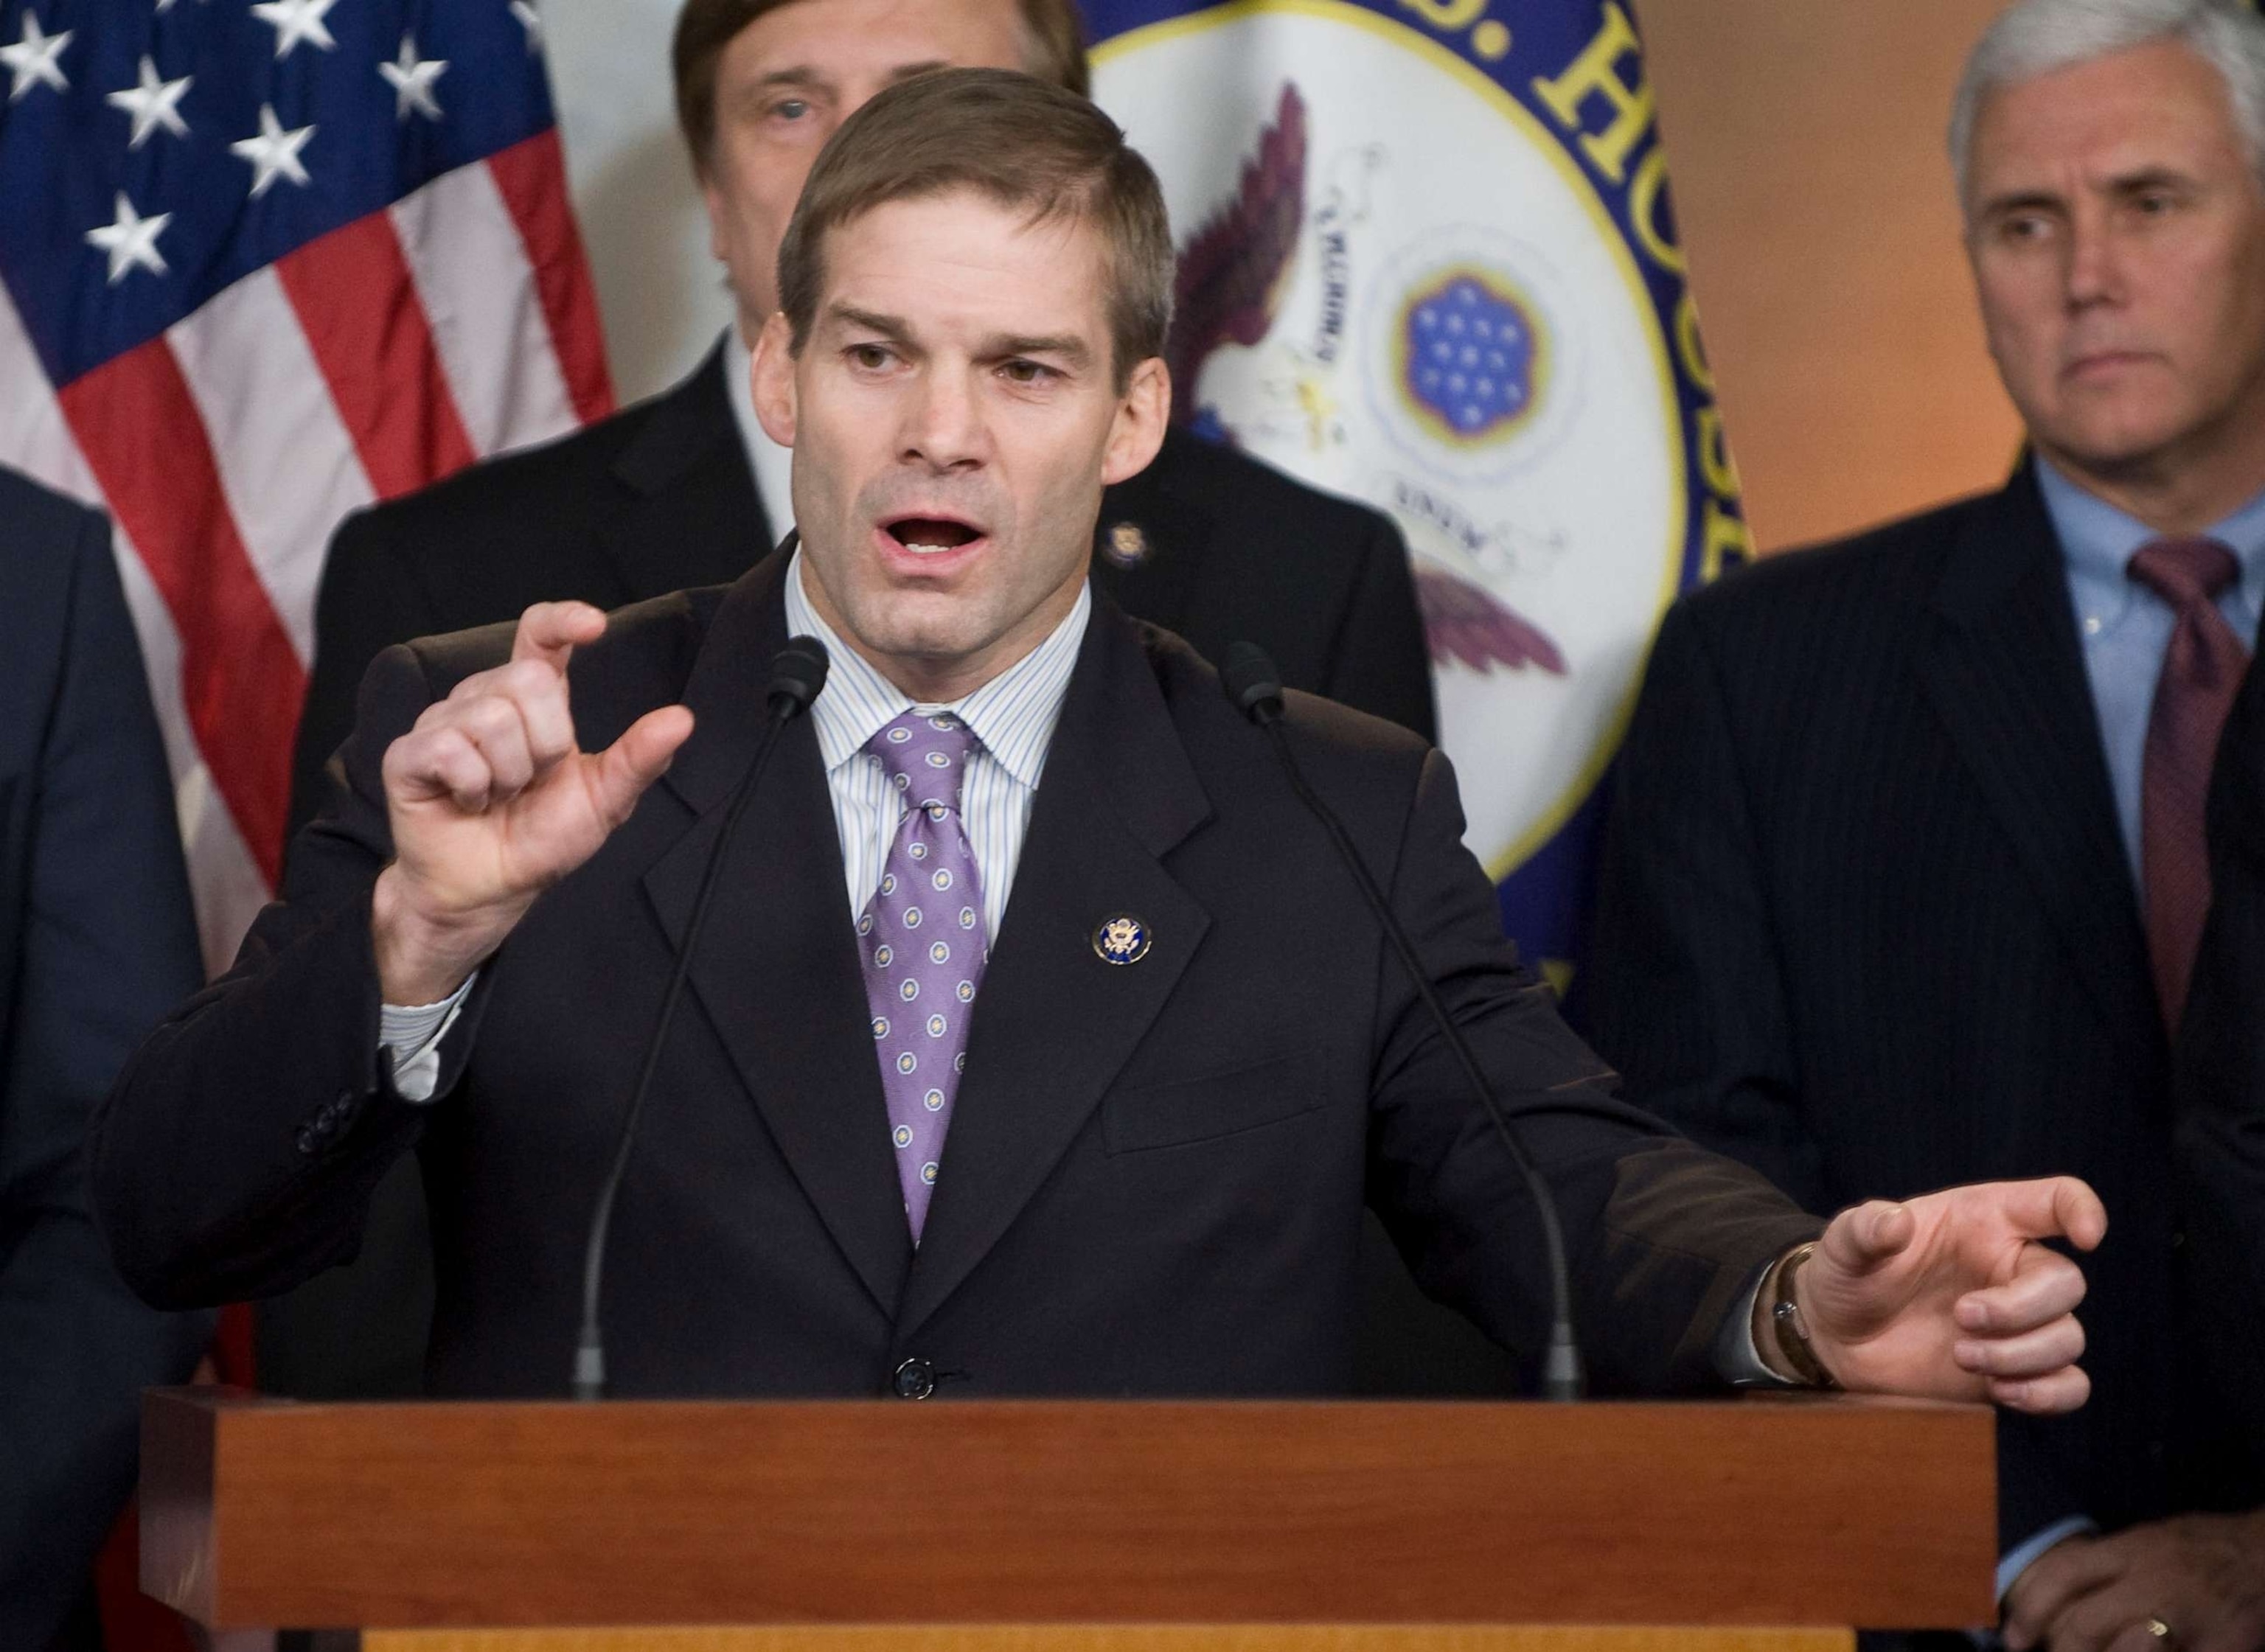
[1102,1053,1320,1154]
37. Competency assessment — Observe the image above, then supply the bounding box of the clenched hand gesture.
[371,602,695,1004]
[1795,1176,2108,1414]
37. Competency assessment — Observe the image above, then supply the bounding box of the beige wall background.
[1638,0,2027,554]
[546,1,2031,559]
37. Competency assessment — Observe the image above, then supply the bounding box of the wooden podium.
[139,1388,1995,1652]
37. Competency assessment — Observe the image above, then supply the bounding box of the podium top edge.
[144,1385,1990,1418]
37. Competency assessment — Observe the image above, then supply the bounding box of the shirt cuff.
[1714,1254,1800,1387]
[379,973,477,1104]
[1997,1514,2097,1602]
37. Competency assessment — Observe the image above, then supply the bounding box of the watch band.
[1770,1241,1840,1390]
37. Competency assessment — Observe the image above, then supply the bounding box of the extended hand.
[2003,1510,2265,1652]
[372,602,693,1003]
[1795,1177,2106,1414]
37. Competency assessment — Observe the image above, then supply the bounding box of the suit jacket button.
[892,1358,936,1400]
[294,1126,319,1156]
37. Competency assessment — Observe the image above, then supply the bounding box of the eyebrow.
[827,303,914,341]
[985,332,1093,369]
[744,57,951,94]
[2105,165,2196,195]
[823,307,1096,371]
[738,67,832,94]
[1978,165,2199,220]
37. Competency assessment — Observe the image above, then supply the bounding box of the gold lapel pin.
[1092,913,1152,965]
[1103,520,1149,569]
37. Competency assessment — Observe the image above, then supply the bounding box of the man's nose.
[2064,206,2126,308]
[899,370,987,472]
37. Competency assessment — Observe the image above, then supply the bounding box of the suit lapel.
[641,551,911,1317]
[892,610,1214,1339]
[1089,428,1211,632]
[602,339,775,602]
[1915,468,2159,1036]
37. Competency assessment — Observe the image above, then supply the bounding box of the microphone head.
[768,635,830,716]
[1220,641,1285,725]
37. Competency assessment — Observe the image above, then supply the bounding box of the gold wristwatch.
[1770,1241,1840,1389]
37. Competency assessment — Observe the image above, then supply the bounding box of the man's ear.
[1101,357,1170,487]
[751,311,798,448]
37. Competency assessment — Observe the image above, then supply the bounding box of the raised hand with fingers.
[1784,1176,2107,1415]
[371,601,695,1006]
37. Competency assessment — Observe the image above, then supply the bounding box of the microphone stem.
[574,702,796,1401]
[1256,715,1584,1401]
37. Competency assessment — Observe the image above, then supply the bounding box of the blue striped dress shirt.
[783,551,1089,938]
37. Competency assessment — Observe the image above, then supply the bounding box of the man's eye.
[770,97,811,122]
[1001,360,1055,386]
[849,344,893,370]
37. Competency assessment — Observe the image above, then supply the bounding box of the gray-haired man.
[1589,1,2265,1646]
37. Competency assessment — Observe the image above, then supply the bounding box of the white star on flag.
[510,1,543,52]
[107,55,193,148]
[250,0,338,59]
[86,192,172,284]
[379,34,448,122]
[230,103,315,198]
[2,10,72,101]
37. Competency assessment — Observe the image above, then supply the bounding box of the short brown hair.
[775,69,1174,388]
[671,0,1089,177]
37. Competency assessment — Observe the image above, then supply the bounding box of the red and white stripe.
[0,132,613,977]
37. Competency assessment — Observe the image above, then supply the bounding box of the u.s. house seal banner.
[1086,0,1750,990]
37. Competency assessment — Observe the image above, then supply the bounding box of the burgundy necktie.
[2128,537,2251,1031]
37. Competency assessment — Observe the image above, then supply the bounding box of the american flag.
[0,0,613,972]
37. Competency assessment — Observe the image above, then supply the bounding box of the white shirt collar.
[723,327,797,532]
[782,551,1090,793]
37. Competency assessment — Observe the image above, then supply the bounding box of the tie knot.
[2129,537,2240,609]
[867,710,978,809]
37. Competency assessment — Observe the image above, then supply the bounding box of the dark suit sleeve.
[1587,596,2090,1546]
[1584,601,1828,1211]
[1362,739,1819,1393]
[94,644,463,1311]
[0,506,211,1648]
[1322,513,1436,745]
[2175,659,2265,1455]
[287,506,447,851]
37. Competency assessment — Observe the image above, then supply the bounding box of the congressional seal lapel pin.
[1103,520,1149,569]
[1092,913,1151,966]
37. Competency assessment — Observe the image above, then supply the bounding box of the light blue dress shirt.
[2036,456,2265,890]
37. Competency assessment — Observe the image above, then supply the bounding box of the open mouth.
[883,517,984,554]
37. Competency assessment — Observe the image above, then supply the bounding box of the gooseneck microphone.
[1220,641,1585,1401]
[574,636,830,1400]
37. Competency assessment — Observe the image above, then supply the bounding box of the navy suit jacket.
[1588,469,2265,1549]
[0,468,209,1647]
[262,342,1475,1401]
[97,552,1816,1401]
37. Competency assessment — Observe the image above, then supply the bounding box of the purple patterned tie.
[2129,537,2252,1031]
[857,711,989,1241]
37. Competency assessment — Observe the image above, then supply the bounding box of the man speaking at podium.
[99,72,2103,1412]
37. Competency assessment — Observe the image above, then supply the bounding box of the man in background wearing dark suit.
[266,0,1450,1405]
[1587,1,2265,1645]
[0,467,210,1650]
[287,0,1433,843]
[100,71,2108,1426]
